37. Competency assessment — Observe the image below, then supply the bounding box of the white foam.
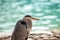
[30,31,52,34]
[32,26,49,31]
[48,24,57,27]
[43,16,57,19]
[51,0,60,3]
[21,4,33,12]
[35,13,44,16]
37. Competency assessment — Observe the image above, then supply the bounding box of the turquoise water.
[0,0,60,32]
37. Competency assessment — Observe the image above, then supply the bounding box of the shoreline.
[0,30,60,40]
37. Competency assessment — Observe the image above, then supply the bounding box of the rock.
[50,37,57,39]
[40,35,49,38]
[54,34,60,38]
[43,37,49,40]
[51,30,60,34]
[32,36,39,40]
[38,38,43,40]
[0,31,60,40]
[28,38,33,40]
[51,30,60,38]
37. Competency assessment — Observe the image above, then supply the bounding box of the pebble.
[0,31,60,40]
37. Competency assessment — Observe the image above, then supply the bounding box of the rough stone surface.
[0,31,60,40]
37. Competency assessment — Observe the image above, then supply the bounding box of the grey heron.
[11,15,39,40]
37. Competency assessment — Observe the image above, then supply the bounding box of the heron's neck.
[23,19,32,27]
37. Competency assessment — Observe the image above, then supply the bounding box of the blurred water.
[0,0,60,32]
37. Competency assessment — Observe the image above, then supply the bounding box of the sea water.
[0,0,60,32]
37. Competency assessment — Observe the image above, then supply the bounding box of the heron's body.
[11,20,28,40]
[11,15,39,40]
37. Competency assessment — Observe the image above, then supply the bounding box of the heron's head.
[23,15,40,20]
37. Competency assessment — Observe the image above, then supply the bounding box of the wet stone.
[0,31,60,40]
[54,34,60,38]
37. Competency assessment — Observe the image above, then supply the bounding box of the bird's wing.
[15,20,27,36]
[11,20,28,40]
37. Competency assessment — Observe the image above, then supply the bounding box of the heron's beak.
[31,17,40,20]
